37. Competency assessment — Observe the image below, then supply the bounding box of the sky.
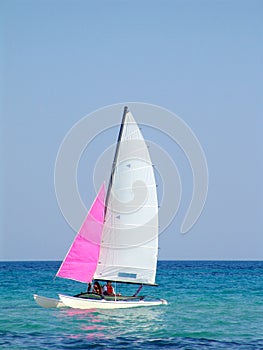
[1,0,262,261]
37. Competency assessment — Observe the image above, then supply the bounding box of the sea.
[0,260,262,349]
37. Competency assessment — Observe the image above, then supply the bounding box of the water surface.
[0,261,262,349]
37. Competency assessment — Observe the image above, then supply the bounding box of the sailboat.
[34,107,167,309]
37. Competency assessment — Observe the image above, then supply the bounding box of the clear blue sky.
[1,0,262,260]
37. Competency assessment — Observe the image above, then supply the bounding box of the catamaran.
[34,107,167,309]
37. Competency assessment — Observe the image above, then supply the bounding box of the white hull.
[33,294,66,308]
[59,294,168,310]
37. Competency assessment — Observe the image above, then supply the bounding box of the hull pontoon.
[59,294,167,309]
[33,294,66,308]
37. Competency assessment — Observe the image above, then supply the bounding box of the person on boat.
[102,281,121,296]
[92,281,102,295]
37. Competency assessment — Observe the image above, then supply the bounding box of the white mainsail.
[94,110,159,285]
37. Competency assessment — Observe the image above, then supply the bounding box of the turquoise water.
[0,261,262,349]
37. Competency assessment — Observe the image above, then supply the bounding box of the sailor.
[92,281,102,295]
[102,281,117,296]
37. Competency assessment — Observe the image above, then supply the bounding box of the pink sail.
[56,183,105,283]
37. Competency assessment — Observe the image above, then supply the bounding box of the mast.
[104,106,128,218]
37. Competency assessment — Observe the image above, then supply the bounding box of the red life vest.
[106,284,113,294]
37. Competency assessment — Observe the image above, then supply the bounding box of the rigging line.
[133,284,143,297]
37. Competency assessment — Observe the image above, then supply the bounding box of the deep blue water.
[0,261,262,349]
